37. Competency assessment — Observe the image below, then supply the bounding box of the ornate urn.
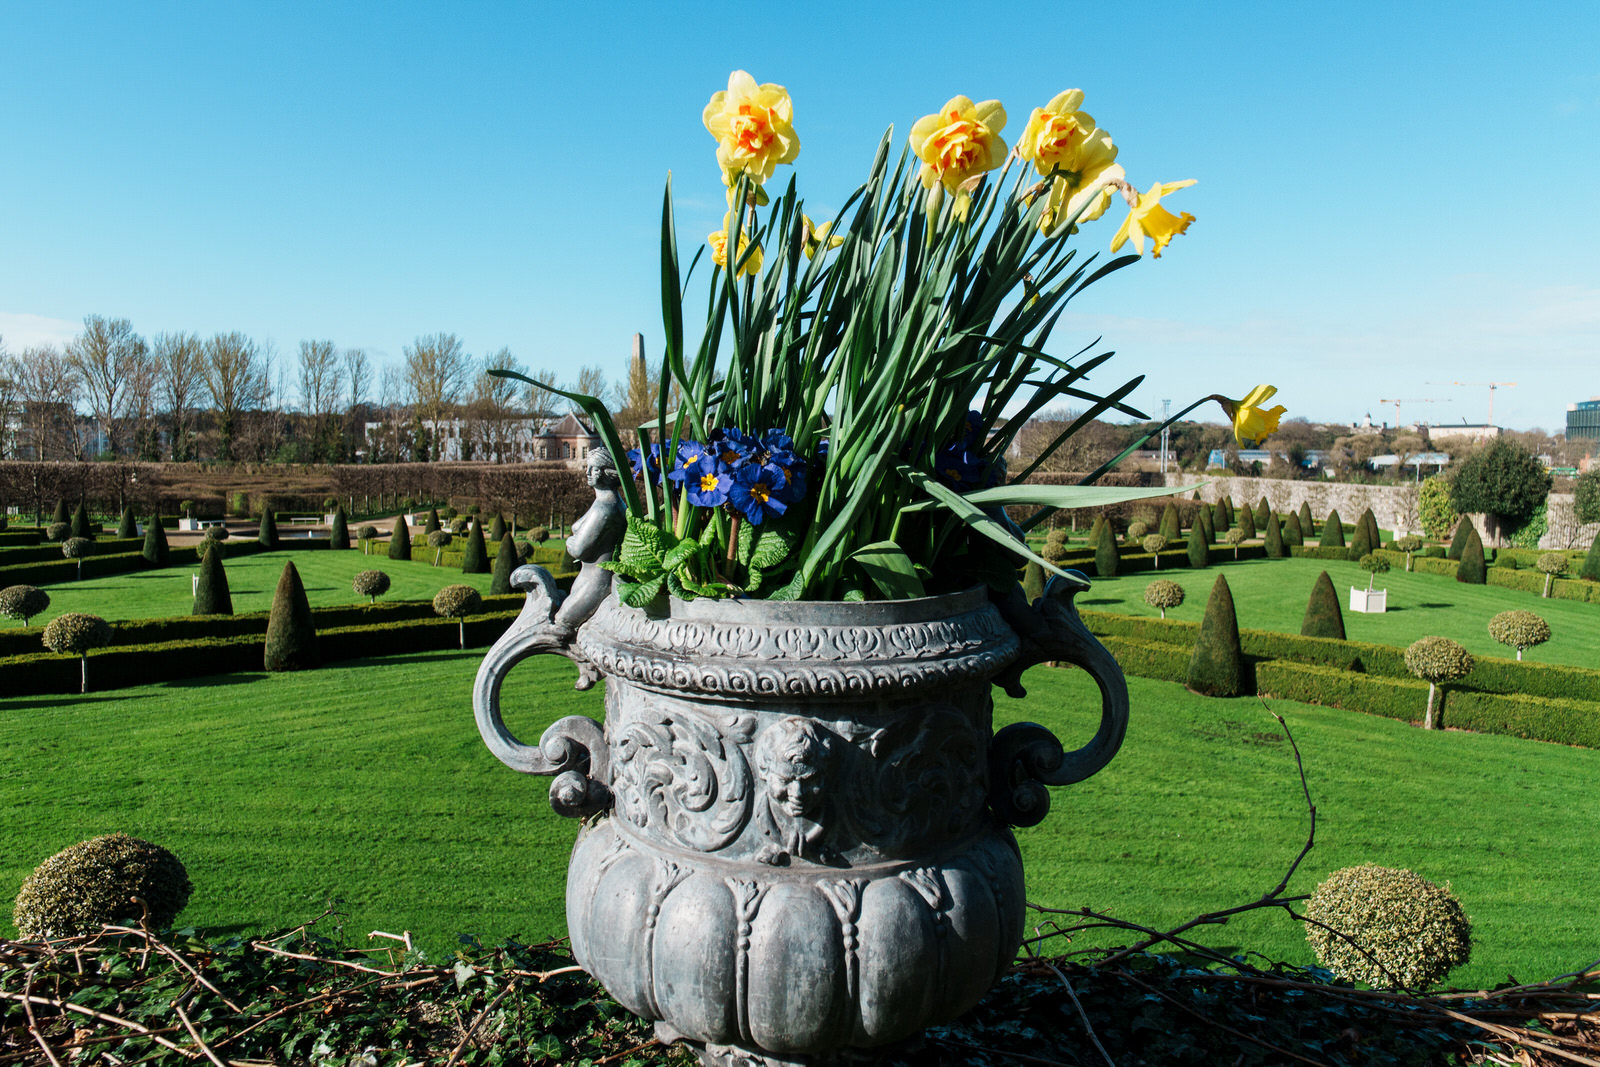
[474,570,1127,1066]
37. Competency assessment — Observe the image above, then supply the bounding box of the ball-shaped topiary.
[61,536,94,579]
[1487,609,1550,661]
[433,584,483,648]
[1358,552,1390,590]
[1224,527,1245,558]
[46,521,70,543]
[427,528,453,565]
[440,505,458,521]
[179,499,195,518]
[1045,526,1069,547]
[1141,534,1167,568]
[1393,535,1422,571]
[358,524,379,554]
[205,524,230,542]
[13,833,194,939]
[1405,636,1473,729]
[530,525,550,544]
[1304,864,1471,989]
[1535,552,1567,598]
[43,612,113,693]
[352,569,391,604]
[1126,520,1149,541]
[0,584,50,626]
[515,540,535,562]
[1143,579,1185,618]
[1041,539,1070,564]
[450,516,470,535]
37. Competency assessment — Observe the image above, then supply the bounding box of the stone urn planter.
[474,579,1127,1065]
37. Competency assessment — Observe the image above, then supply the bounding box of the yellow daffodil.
[1110,180,1197,258]
[703,70,800,186]
[1220,385,1287,445]
[1016,90,1095,176]
[909,96,1007,217]
[709,213,763,277]
[802,215,843,259]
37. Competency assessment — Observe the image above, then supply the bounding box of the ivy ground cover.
[2,650,1594,988]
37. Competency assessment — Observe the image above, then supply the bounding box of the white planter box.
[178,517,201,531]
[1350,586,1387,613]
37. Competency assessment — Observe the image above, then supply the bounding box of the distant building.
[1206,448,1327,470]
[1367,452,1451,475]
[1566,398,1600,442]
[1425,423,1501,446]
[363,412,601,464]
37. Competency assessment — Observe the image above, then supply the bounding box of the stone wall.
[1540,493,1599,551]
[1165,474,1423,535]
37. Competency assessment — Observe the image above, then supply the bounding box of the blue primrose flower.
[728,462,789,525]
[760,428,798,469]
[711,427,758,468]
[685,454,731,508]
[775,458,807,504]
[627,442,663,483]
[665,440,711,486]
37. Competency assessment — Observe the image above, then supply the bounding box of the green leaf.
[899,482,1199,513]
[660,535,699,572]
[619,516,671,571]
[751,520,801,570]
[596,559,650,579]
[529,1034,564,1062]
[735,515,756,566]
[849,540,927,600]
[617,575,666,608]
[767,569,806,601]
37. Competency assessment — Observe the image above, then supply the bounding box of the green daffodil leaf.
[850,540,926,600]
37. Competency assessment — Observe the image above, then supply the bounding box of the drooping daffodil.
[909,96,1007,218]
[709,212,763,277]
[1218,385,1287,446]
[703,71,800,187]
[802,215,843,259]
[1110,180,1197,258]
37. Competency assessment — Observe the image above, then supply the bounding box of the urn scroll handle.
[987,574,1130,828]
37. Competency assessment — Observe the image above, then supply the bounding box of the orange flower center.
[1035,115,1080,168]
[930,114,985,174]
[733,104,773,154]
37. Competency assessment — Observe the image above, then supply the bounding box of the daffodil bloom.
[909,96,1007,216]
[709,214,763,277]
[1219,385,1287,445]
[703,70,800,186]
[1016,90,1095,176]
[802,215,843,259]
[1110,180,1197,258]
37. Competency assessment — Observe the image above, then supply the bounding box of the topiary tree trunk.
[1186,574,1244,697]
[490,532,518,595]
[388,517,412,561]
[264,561,320,671]
[1300,570,1346,640]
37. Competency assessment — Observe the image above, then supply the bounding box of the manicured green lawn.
[3,651,1595,987]
[0,548,551,628]
[1075,555,1600,668]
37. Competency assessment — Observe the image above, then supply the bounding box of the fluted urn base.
[567,816,1026,1063]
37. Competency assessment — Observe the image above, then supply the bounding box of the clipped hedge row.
[1051,544,1268,574]
[0,609,525,696]
[1097,634,1189,685]
[0,536,143,566]
[0,529,45,546]
[1289,545,1355,561]
[1485,567,1600,604]
[1446,689,1600,749]
[0,550,147,587]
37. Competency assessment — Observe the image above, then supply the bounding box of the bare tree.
[202,332,269,462]
[0,340,17,460]
[570,364,609,413]
[343,347,371,412]
[153,331,205,461]
[403,333,470,460]
[523,369,561,423]
[467,347,527,461]
[124,355,161,460]
[65,315,147,457]
[297,339,343,462]
[15,345,83,461]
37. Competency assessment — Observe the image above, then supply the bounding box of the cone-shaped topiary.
[1223,497,1235,527]
[42,612,111,694]
[1321,508,1346,548]
[1581,529,1600,582]
[1186,522,1209,569]
[1093,518,1120,578]
[1362,508,1382,550]
[1254,497,1270,525]
[1263,512,1286,558]
[1238,502,1256,540]
[460,519,490,574]
[1304,864,1471,990]
[71,501,94,540]
[264,561,319,671]
[489,513,506,542]
[1086,515,1105,548]
[1158,502,1180,543]
[1488,609,1550,661]
[1284,511,1303,546]
[388,517,412,561]
[1456,527,1486,584]
[1406,636,1473,729]
[490,532,518,595]
[1210,501,1226,539]
[116,507,137,539]
[1198,505,1215,544]
[1347,514,1373,561]
[0,584,50,626]
[352,569,391,605]
[1186,574,1244,697]
[13,833,193,939]
[1301,570,1346,640]
[52,500,70,526]
[1298,501,1314,539]
[258,508,279,548]
[192,543,233,616]
[425,508,441,535]
[329,506,350,549]
[434,584,483,649]
[1022,560,1046,604]
[1446,518,1472,560]
[1144,578,1185,618]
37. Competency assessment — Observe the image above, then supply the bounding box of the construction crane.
[1378,398,1441,427]
[1451,381,1518,426]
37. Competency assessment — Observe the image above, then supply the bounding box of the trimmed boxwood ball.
[1143,578,1184,618]
[1041,539,1070,564]
[193,543,233,616]
[1185,574,1243,697]
[1045,526,1068,546]
[450,516,470,535]
[264,561,319,671]
[1300,570,1345,640]
[1488,609,1551,661]
[1304,864,1470,989]
[13,833,193,939]
[1224,527,1245,558]
[433,584,483,648]
[1358,552,1390,590]
[529,525,550,544]
[1141,534,1167,568]
[1535,552,1567,597]
[1126,520,1148,541]
[352,569,392,604]
[490,532,518,595]
[43,612,112,693]
[1405,636,1474,730]
[61,536,94,579]
[1321,508,1346,549]
[427,528,453,565]
[1456,527,1486,584]
[1393,534,1422,571]
[142,514,169,566]
[515,540,535,563]
[387,517,412,561]
[46,521,70,543]
[205,524,230,542]
[358,524,379,554]
[0,584,50,626]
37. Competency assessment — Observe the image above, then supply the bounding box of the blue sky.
[2,1,1596,432]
